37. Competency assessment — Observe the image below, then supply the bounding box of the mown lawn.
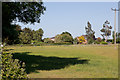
[5,45,118,78]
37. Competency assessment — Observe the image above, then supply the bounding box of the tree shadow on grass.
[12,52,90,74]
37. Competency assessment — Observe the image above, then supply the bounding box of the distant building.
[50,37,55,41]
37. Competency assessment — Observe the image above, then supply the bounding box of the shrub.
[95,40,100,44]
[1,52,28,79]
[100,41,108,45]
[34,42,47,46]
[88,39,94,44]
[78,36,85,44]
[53,42,72,45]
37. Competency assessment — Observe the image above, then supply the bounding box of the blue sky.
[17,2,118,39]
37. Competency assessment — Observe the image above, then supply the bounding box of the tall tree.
[19,27,33,44]
[32,28,44,42]
[100,20,112,42]
[85,21,95,41]
[55,32,73,43]
[61,31,72,36]
[2,2,46,44]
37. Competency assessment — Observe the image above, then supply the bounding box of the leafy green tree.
[13,25,22,44]
[19,28,44,44]
[85,21,95,43]
[61,31,72,36]
[88,38,94,44]
[3,25,22,44]
[61,34,73,42]
[54,34,63,43]
[2,2,46,44]
[100,20,112,42]
[32,28,44,42]
[55,33,73,43]
[19,28,32,44]
[2,1,46,79]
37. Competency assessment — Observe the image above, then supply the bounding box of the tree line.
[2,2,120,45]
[3,20,120,45]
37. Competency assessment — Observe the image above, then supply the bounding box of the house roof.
[50,37,55,39]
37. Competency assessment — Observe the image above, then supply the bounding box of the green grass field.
[5,45,118,78]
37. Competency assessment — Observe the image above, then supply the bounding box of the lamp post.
[111,8,120,45]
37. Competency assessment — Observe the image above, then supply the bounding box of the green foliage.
[19,28,32,44]
[61,34,73,42]
[95,37,102,44]
[3,25,22,44]
[54,34,63,43]
[100,41,108,45]
[2,2,46,44]
[94,40,100,44]
[34,42,47,46]
[32,28,44,42]
[85,21,95,41]
[61,31,72,36]
[44,38,54,43]
[2,2,46,24]
[31,40,38,44]
[1,52,27,79]
[19,28,44,44]
[88,39,94,44]
[55,33,73,43]
[53,42,72,45]
[100,20,112,42]
[107,39,113,42]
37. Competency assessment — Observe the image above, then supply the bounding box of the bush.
[34,42,47,46]
[1,52,28,79]
[107,39,112,43]
[88,39,94,44]
[100,41,108,45]
[95,41,100,44]
[78,36,86,44]
[54,42,72,45]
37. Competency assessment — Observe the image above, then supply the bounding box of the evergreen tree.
[85,21,95,43]
[100,20,112,42]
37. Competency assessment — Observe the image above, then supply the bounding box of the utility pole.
[111,8,120,45]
